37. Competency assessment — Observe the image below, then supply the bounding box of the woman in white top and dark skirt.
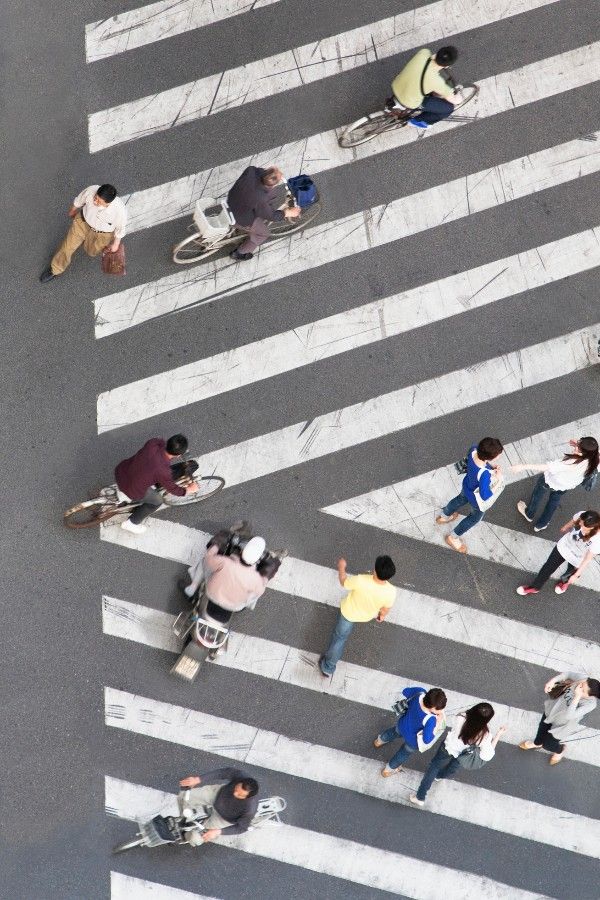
[409,703,506,807]
[520,672,599,765]
[517,510,600,596]
[511,437,599,532]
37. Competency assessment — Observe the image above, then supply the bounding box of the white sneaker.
[517,501,533,523]
[409,794,425,807]
[121,519,147,534]
[533,524,548,532]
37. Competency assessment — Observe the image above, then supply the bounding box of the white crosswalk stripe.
[107,778,550,900]
[87,5,600,894]
[105,692,600,849]
[86,0,283,63]
[101,523,600,672]
[88,0,559,151]
[120,41,600,235]
[97,225,600,430]
[94,133,600,337]
[323,415,600,588]
[102,595,600,765]
[111,872,219,900]
[173,324,599,490]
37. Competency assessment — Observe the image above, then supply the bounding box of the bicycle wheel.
[112,835,145,854]
[338,111,399,148]
[452,84,479,112]
[163,475,225,507]
[63,498,122,529]
[172,231,219,264]
[268,198,322,238]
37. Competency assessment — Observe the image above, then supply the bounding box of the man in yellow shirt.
[319,556,397,677]
[391,46,459,130]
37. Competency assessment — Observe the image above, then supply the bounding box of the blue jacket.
[396,687,436,747]
[462,445,493,507]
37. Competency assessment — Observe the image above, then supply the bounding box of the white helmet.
[241,536,266,566]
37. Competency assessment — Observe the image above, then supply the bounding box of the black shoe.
[177,577,193,597]
[39,267,56,283]
[230,249,253,261]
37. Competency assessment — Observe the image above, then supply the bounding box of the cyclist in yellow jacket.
[391,46,460,130]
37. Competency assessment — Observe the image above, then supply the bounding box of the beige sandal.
[549,753,564,765]
[436,513,458,524]
[519,741,541,750]
[445,534,467,553]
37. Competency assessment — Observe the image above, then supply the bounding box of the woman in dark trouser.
[516,510,600,596]
[409,703,506,807]
[520,673,599,765]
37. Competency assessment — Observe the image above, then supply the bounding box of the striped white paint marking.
[323,420,600,591]
[111,872,219,900]
[107,779,550,900]
[100,516,600,671]
[105,693,600,850]
[155,324,600,493]
[97,226,600,431]
[86,0,282,63]
[88,0,559,151]
[121,41,600,234]
[102,595,600,763]
[94,133,600,338]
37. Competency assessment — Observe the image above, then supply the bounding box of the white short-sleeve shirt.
[557,511,600,566]
[544,458,587,491]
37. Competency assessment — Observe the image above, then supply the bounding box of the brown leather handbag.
[101,243,126,276]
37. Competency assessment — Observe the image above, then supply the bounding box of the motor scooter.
[170,525,286,682]
[113,788,286,854]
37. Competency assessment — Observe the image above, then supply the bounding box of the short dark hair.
[435,46,458,67]
[477,437,503,461]
[374,555,396,580]
[238,778,259,797]
[423,687,447,710]
[166,434,188,455]
[96,184,117,203]
[587,678,600,698]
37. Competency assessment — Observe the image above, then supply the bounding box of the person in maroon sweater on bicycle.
[115,434,197,534]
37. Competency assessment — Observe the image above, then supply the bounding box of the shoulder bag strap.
[419,57,433,100]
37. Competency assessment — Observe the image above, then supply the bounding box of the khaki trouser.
[51,213,113,274]
[177,786,233,846]
[236,217,271,254]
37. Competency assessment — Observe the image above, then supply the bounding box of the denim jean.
[415,95,454,125]
[377,724,417,770]
[443,490,484,537]
[416,743,461,801]
[320,611,355,675]
[525,474,566,529]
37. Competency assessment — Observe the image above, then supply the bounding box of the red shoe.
[554,581,569,594]
[516,586,539,596]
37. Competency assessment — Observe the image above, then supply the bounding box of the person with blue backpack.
[374,686,447,777]
[436,437,504,553]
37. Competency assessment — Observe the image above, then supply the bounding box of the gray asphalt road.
[1,0,599,898]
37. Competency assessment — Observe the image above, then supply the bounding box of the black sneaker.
[39,267,56,283]
[230,249,253,261]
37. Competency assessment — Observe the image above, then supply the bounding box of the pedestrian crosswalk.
[86,1,600,897]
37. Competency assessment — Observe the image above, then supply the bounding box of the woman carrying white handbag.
[436,437,504,553]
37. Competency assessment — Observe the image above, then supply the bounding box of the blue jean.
[415,95,454,125]
[320,611,355,675]
[443,490,484,536]
[525,474,566,529]
[378,724,417,770]
[416,743,461,801]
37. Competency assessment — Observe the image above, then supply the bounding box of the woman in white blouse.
[511,437,599,531]
[409,703,506,806]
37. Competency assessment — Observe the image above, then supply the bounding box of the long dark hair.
[576,510,600,539]
[563,436,599,478]
[458,702,495,745]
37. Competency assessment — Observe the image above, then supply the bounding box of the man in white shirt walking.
[40,184,127,283]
